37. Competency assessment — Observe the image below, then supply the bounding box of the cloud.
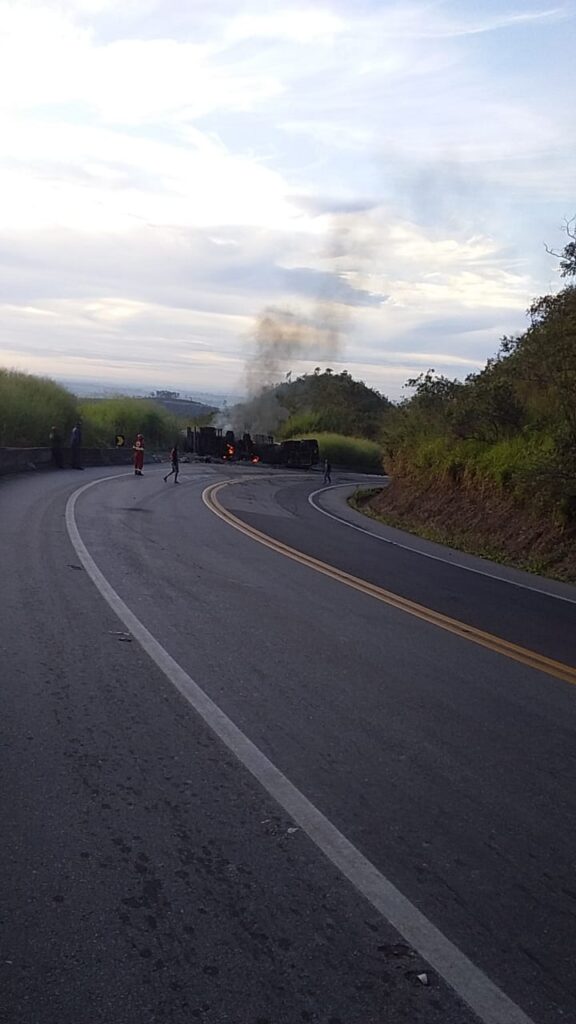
[0,0,574,400]
[292,196,380,217]
[0,203,542,399]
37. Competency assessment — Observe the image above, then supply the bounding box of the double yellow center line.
[203,480,576,688]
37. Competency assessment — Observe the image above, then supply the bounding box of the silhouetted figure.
[49,426,63,468]
[323,459,332,485]
[163,445,180,484]
[70,422,83,470]
[133,434,144,475]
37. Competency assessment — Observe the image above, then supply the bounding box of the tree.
[404,370,461,411]
[276,369,392,439]
[402,371,462,435]
[450,365,525,442]
[500,287,576,442]
[545,217,576,278]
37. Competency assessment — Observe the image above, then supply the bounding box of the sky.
[0,0,575,401]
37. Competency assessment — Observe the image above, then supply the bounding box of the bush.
[288,432,383,473]
[0,369,79,446]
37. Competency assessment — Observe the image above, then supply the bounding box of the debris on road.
[109,630,133,642]
[377,942,414,959]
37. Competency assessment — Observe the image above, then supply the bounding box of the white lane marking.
[66,474,536,1024]
[309,485,576,606]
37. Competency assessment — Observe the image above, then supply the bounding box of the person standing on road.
[70,422,83,470]
[163,444,180,484]
[49,426,63,469]
[323,458,332,485]
[133,434,145,476]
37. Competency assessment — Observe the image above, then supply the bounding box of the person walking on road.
[133,434,145,476]
[49,426,63,469]
[70,422,83,470]
[323,458,332,485]
[163,444,180,484]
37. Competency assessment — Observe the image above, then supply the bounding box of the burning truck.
[185,427,319,469]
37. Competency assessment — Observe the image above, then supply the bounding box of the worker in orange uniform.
[133,434,145,476]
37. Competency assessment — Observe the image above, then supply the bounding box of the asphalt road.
[1,463,575,1024]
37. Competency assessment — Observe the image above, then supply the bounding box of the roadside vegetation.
[0,369,79,446]
[79,397,183,448]
[367,224,576,580]
[0,373,193,450]
[379,278,576,529]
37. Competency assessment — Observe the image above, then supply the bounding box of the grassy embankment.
[350,432,576,579]
[0,369,191,450]
[351,280,576,581]
[353,427,576,582]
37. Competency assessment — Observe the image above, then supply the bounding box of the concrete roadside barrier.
[0,447,135,476]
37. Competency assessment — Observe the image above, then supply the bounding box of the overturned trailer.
[185,427,319,469]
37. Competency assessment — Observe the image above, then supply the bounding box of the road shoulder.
[313,482,576,604]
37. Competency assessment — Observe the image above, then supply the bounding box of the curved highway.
[1,463,575,1024]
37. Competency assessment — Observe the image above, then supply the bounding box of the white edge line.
[65,473,536,1024]
[309,485,576,606]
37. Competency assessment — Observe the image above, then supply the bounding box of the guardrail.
[0,447,135,476]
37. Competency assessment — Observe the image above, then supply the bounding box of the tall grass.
[391,431,554,495]
[0,369,79,446]
[80,397,183,448]
[289,432,383,473]
[0,371,199,450]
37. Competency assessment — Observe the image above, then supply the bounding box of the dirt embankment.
[353,478,576,583]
